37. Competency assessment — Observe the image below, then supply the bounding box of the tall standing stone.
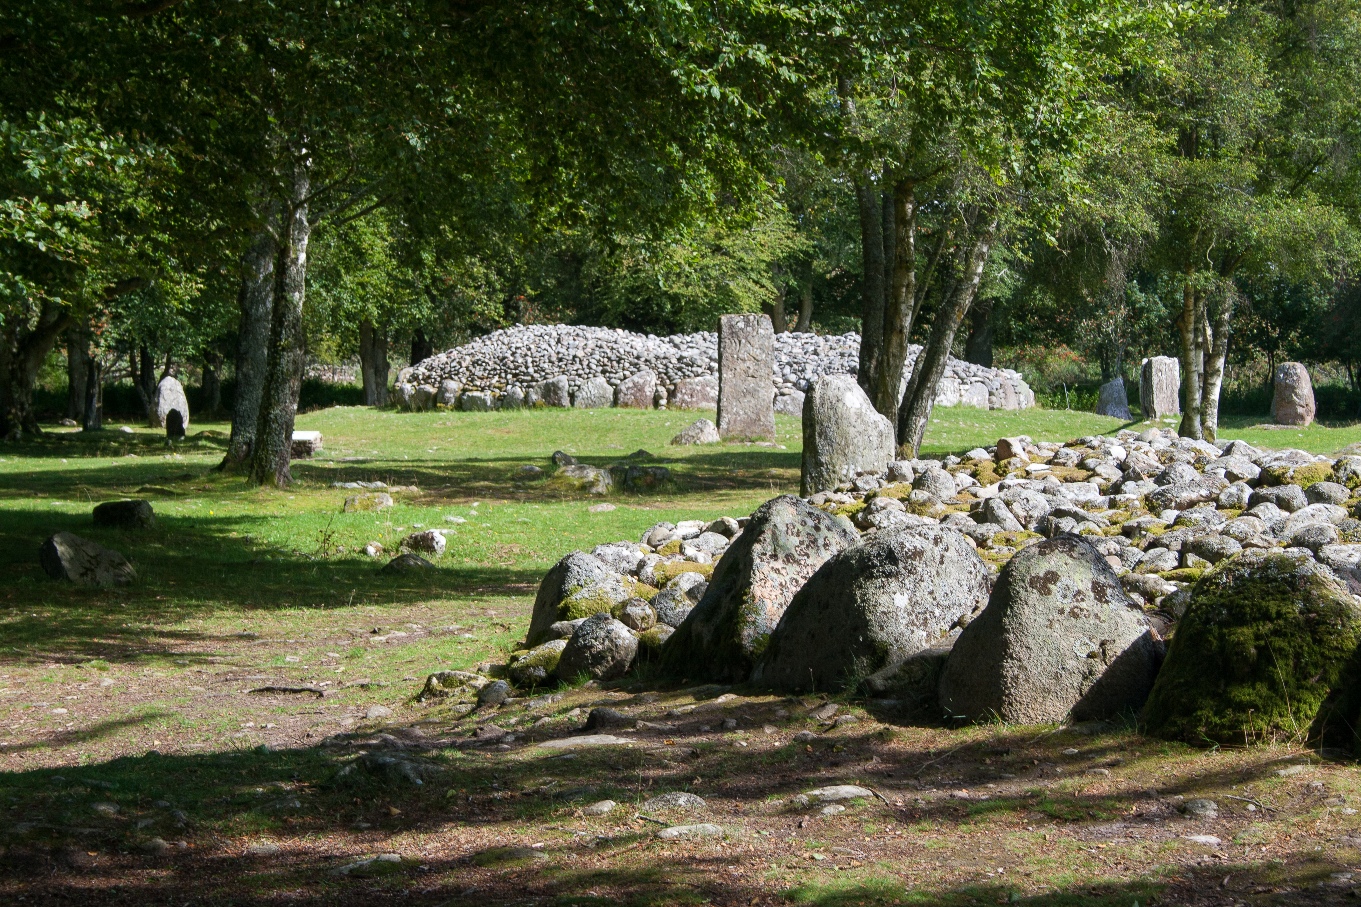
[153,376,189,432]
[1095,376,1132,420]
[800,374,894,496]
[716,314,775,441]
[1272,362,1316,426]
[1139,357,1180,420]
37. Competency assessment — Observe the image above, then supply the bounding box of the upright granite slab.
[1272,362,1316,426]
[801,374,894,496]
[154,376,189,431]
[1140,357,1180,420]
[716,314,775,441]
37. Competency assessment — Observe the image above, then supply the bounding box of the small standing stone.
[716,313,775,441]
[1096,377,1133,420]
[800,374,894,496]
[615,369,657,409]
[153,376,190,432]
[1272,362,1316,426]
[671,376,719,410]
[1140,357,1180,420]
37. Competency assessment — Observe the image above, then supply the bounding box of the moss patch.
[1143,551,1361,745]
[1263,462,1333,489]
[652,560,715,586]
[656,539,685,557]
[1159,567,1205,583]
[833,501,866,519]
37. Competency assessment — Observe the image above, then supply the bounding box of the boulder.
[555,613,639,681]
[92,499,156,530]
[413,384,437,411]
[534,376,571,408]
[153,376,189,431]
[938,535,1162,724]
[39,532,136,587]
[499,386,526,409]
[573,376,614,409]
[1272,362,1316,426]
[615,369,657,409]
[403,530,446,558]
[343,492,393,513]
[526,552,611,645]
[1140,357,1180,420]
[754,526,991,693]
[508,640,567,685]
[774,390,806,418]
[1096,377,1133,420]
[658,495,859,682]
[716,313,775,441]
[671,418,720,446]
[459,391,494,412]
[671,376,719,411]
[1143,550,1361,744]
[380,553,435,573]
[652,572,708,627]
[800,374,895,496]
[551,464,612,495]
[436,379,462,406]
[290,430,323,459]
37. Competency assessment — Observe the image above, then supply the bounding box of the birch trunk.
[1200,294,1233,441]
[1176,277,1204,440]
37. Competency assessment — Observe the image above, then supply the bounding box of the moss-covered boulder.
[526,552,611,645]
[507,639,567,686]
[1142,549,1361,745]
[657,495,860,683]
[753,525,991,693]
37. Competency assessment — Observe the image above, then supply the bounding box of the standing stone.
[573,376,614,409]
[1096,377,1133,420]
[938,535,1162,724]
[671,376,719,410]
[716,314,775,441]
[754,526,991,693]
[1140,357,1180,420]
[290,430,323,458]
[800,374,894,496]
[657,495,859,683]
[153,376,189,431]
[1272,362,1316,426]
[615,369,657,409]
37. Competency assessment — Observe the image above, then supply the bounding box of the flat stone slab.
[537,734,636,749]
[804,785,875,802]
[656,823,724,840]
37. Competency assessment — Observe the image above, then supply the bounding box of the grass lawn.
[1,404,1358,905]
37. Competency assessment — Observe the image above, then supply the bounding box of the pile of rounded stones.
[393,323,1034,414]
[425,426,1361,754]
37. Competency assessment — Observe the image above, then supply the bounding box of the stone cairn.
[424,414,1361,752]
[394,323,1035,414]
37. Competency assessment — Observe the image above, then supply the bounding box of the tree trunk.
[66,322,91,422]
[1200,292,1233,442]
[358,319,390,407]
[83,356,103,432]
[1176,276,1204,439]
[222,222,277,468]
[0,301,72,439]
[249,164,311,488]
[896,220,997,458]
[766,286,788,333]
[795,281,813,333]
[854,179,886,394]
[963,295,994,366]
[872,180,917,424]
[410,329,433,367]
[201,351,223,419]
[135,345,157,424]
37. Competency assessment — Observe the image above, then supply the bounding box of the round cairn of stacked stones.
[395,323,1034,412]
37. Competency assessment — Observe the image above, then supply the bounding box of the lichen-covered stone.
[938,535,1161,724]
[558,575,656,623]
[658,495,859,683]
[556,613,639,681]
[754,526,990,693]
[526,552,611,645]
[800,374,895,496]
[1142,549,1361,745]
[508,640,567,686]
[344,492,394,513]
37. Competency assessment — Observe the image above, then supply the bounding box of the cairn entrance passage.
[392,323,1035,413]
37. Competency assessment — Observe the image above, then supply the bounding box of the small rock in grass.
[343,492,393,513]
[362,542,384,557]
[365,705,394,720]
[40,532,136,587]
[584,707,632,730]
[92,499,156,530]
[477,680,511,708]
[333,853,404,877]
[589,503,617,513]
[1183,835,1222,847]
[1182,798,1218,819]
[381,553,435,574]
[819,804,846,817]
[805,785,874,803]
[643,791,707,813]
[582,800,617,816]
[656,823,723,840]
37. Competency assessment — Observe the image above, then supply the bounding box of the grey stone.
[671,418,721,446]
[981,497,1023,532]
[1140,357,1180,420]
[508,640,567,685]
[1183,798,1218,819]
[671,376,719,410]
[499,386,526,409]
[290,430,322,458]
[39,532,135,587]
[914,467,958,502]
[477,680,511,707]
[437,379,462,406]
[1307,482,1351,506]
[153,376,189,431]
[652,573,708,628]
[1184,534,1243,564]
[938,535,1162,724]
[716,313,776,441]
[344,492,393,513]
[1147,479,1225,511]
[1250,484,1308,513]
[403,529,446,558]
[1208,456,1260,484]
[616,369,657,409]
[553,464,613,495]
[546,619,586,640]
[643,791,707,813]
[527,552,612,645]
[556,613,639,681]
[1287,522,1340,552]
[1272,362,1316,426]
[655,823,723,840]
[582,800,616,816]
[754,525,990,693]
[774,391,806,417]
[535,376,571,408]
[380,553,435,574]
[573,377,615,408]
[658,495,859,682]
[1096,377,1132,420]
[617,599,657,631]
[592,542,647,575]
[92,499,155,530]
[584,706,633,729]
[805,785,875,803]
[459,391,494,412]
[800,374,894,496]
[1218,483,1253,509]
